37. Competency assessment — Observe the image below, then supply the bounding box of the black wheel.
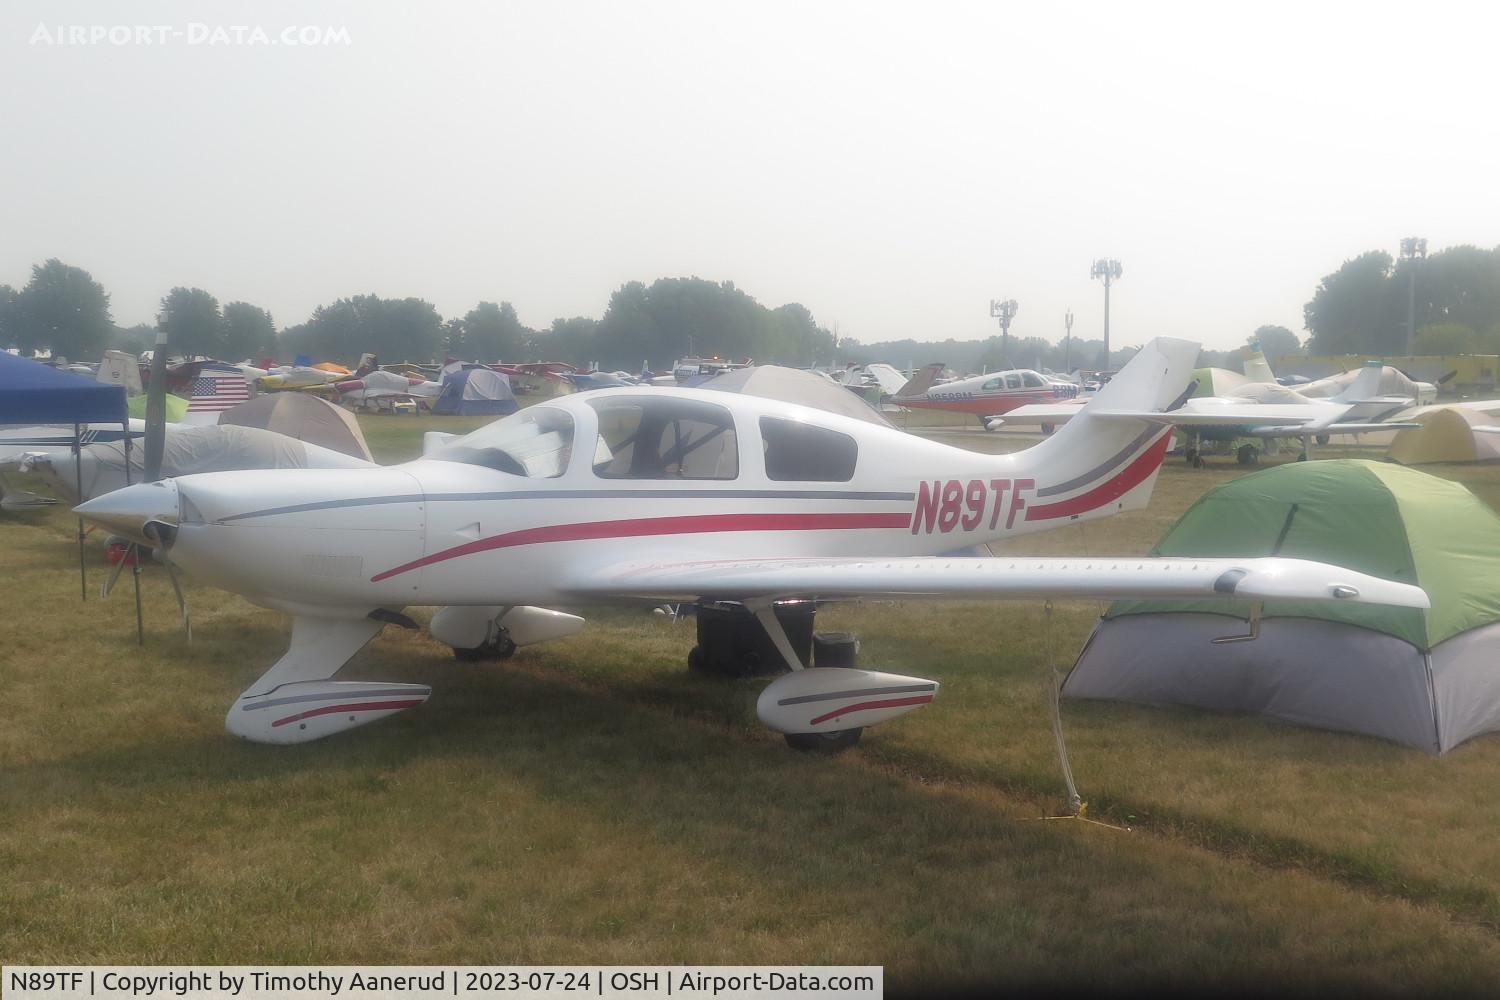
[1041,423,1055,436]
[1236,444,1259,466]
[1184,447,1199,466]
[687,645,705,672]
[1193,455,1206,469]
[1315,433,1330,445]
[784,728,863,752]
[452,637,516,661]
[1297,451,1309,462]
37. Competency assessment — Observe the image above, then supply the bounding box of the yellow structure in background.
[1389,408,1500,464]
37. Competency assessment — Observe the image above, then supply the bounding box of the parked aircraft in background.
[1298,366,1442,407]
[334,370,444,410]
[999,361,1420,463]
[76,338,1426,748]
[892,366,1079,423]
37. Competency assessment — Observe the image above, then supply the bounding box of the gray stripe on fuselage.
[219,489,917,523]
[1035,426,1158,498]
[240,686,431,711]
[776,682,937,706]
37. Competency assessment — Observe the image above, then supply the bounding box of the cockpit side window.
[1022,371,1046,388]
[981,377,1004,391]
[760,416,858,482]
[589,396,739,480]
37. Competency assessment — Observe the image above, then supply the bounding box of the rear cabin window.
[1004,373,1022,390]
[590,396,739,480]
[760,416,858,482]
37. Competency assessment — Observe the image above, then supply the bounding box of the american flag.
[186,365,252,412]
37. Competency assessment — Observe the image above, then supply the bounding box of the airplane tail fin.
[895,363,944,399]
[1241,341,1276,384]
[1016,338,1200,523]
[863,363,909,397]
[97,351,143,394]
[1332,361,1384,403]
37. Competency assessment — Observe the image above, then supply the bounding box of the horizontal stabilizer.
[997,403,1085,425]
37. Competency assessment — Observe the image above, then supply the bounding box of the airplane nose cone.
[75,480,180,548]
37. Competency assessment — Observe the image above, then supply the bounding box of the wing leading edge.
[564,556,1428,608]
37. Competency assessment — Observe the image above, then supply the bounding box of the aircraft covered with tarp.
[697,365,893,427]
[218,393,374,462]
[21,424,373,503]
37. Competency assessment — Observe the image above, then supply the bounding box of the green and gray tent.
[1063,460,1500,753]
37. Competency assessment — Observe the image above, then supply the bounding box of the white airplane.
[998,361,1419,460]
[1296,365,1440,407]
[892,366,1080,423]
[75,338,1427,747]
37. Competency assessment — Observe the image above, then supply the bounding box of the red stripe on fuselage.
[1024,431,1172,522]
[271,699,427,728]
[369,511,912,582]
[808,694,934,726]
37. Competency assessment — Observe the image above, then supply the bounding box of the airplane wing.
[562,556,1428,608]
[1247,422,1421,437]
[1006,404,1385,433]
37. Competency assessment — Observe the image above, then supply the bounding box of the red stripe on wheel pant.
[808,694,934,726]
[272,699,427,728]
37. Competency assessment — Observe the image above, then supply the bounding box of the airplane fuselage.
[153,387,1169,615]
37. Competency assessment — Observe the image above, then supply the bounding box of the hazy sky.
[2,0,1496,353]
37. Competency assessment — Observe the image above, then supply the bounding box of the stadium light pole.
[1091,258,1123,369]
[989,298,1018,368]
[1063,308,1074,372]
[1400,237,1427,356]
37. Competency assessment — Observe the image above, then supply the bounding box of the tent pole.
[132,545,144,645]
[121,402,143,643]
[122,395,144,644]
[75,422,85,600]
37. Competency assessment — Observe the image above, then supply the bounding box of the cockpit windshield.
[430,406,574,478]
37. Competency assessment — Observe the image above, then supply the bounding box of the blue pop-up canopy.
[0,351,129,602]
[0,351,125,424]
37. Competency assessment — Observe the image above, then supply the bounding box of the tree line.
[4,244,1499,371]
[1304,244,1500,356]
[0,262,834,371]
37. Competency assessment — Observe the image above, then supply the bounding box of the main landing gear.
[688,599,875,752]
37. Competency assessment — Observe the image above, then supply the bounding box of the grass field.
[8,413,1500,990]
